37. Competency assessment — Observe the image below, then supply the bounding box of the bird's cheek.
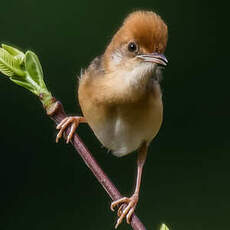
[111,52,123,66]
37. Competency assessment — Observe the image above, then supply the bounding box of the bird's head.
[104,11,168,88]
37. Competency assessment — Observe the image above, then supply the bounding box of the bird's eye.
[128,42,138,52]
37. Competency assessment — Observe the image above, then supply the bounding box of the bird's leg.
[56,116,87,143]
[111,143,147,228]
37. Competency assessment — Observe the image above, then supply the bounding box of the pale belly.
[85,97,163,157]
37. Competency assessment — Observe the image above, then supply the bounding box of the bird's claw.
[111,194,138,228]
[56,116,85,143]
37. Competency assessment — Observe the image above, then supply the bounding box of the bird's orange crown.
[106,11,168,56]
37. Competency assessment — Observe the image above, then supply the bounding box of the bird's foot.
[111,193,138,228]
[56,116,86,143]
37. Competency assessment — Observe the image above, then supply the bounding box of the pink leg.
[56,116,86,143]
[111,143,148,228]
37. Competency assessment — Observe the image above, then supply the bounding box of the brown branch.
[46,100,146,230]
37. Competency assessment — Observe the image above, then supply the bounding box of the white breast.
[90,97,163,157]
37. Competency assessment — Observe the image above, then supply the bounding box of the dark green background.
[0,1,226,230]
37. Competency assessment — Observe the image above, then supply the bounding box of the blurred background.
[0,0,225,230]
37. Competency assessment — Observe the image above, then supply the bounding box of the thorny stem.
[46,99,146,230]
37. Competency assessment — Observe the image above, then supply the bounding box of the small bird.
[56,10,168,228]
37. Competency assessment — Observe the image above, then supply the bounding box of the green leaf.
[0,48,17,76]
[2,44,25,57]
[0,44,53,108]
[2,44,24,57]
[10,77,37,95]
[160,223,169,230]
[0,62,14,76]
[25,51,44,87]
[0,48,25,77]
[2,44,25,64]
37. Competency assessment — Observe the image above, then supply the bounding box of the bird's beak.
[137,53,168,66]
